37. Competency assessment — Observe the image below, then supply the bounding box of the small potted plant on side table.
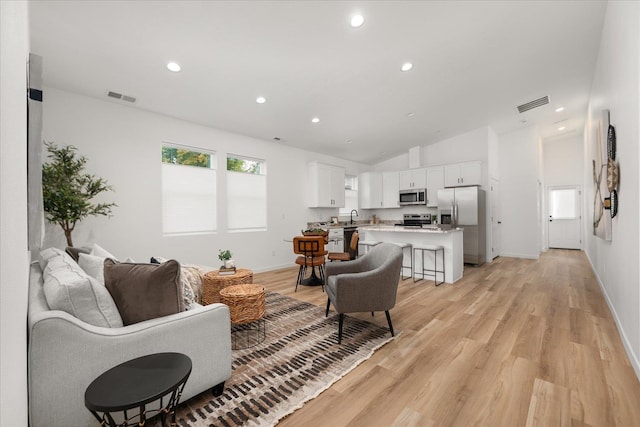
[218,249,235,270]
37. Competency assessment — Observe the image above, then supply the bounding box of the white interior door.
[548,186,582,249]
[491,178,501,259]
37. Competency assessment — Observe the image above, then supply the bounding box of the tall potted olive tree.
[42,142,117,247]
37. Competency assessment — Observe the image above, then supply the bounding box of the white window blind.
[161,163,217,234]
[227,155,266,231]
[227,170,267,231]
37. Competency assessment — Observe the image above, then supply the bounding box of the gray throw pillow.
[104,259,184,326]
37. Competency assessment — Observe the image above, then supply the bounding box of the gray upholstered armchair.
[324,243,403,343]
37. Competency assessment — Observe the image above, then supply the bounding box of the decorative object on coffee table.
[84,352,191,427]
[219,284,266,349]
[218,249,234,268]
[202,268,253,305]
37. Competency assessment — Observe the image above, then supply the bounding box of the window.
[161,145,216,235]
[339,175,358,216]
[550,188,578,219]
[226,154,267,231]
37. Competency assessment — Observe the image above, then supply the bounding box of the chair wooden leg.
[338,313,344,344]
[325,298,331,317]
[385,310,395,337]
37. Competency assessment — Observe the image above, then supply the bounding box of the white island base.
[359,226,464,284]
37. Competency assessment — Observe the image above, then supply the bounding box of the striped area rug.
[175,291,396,426]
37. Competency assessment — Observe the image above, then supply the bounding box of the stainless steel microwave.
[399,188,427,205]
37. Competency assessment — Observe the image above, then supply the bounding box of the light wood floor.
[253,249,640,427]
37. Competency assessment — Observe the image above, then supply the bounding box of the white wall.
[0,1,30,424]
[584,0,640,377]
[371,126,491,173]
[543,135,584,186]
[422,127,489,172]
[497,126,541,259]
[41,88,369,272]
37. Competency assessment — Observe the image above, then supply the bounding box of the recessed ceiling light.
[350,15,364,28]
[256,96,266,104]
[555,107,565,112]
[311,117,320,123]
[558,126,566,131]
[407,112,416,118]
[166,62,181,72]
[401,62,413,72]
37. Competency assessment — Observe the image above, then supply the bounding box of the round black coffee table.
[84,352,192,427]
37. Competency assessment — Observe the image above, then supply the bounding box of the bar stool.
[391,242,413,280]
[413,245,445,286]
[358,240,379,257]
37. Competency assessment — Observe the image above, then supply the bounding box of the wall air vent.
[106,90,136,103]
[517,95,550,113]
[107,91,122,100]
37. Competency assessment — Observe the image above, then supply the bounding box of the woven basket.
[220,284,266,324]
[202,269,253,305]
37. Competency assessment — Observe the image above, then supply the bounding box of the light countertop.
[358,225,463,234]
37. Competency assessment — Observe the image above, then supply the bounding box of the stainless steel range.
[400,213,432,228]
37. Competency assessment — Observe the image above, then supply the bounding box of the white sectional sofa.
[27,252,232,427]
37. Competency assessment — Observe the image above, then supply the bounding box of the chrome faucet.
[350,209,358,225]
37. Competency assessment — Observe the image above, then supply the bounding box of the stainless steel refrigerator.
[437,186,486,265]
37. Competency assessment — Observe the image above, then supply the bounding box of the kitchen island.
[359,225,464,284]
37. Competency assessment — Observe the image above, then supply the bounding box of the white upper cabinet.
[358,171,399,209]
[358,172,383,209]
[308,162,345,207]
[382,171,400,208]
[444,161,482,187]
[425,166,444,207]
[399,168,427,190]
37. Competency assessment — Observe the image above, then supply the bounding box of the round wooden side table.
[219,284,266,349]
[202,268,253,305]
[84,352,191,427]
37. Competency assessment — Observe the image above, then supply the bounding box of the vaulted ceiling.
[29,1,607,164]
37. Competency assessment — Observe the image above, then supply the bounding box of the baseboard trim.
[497,252,540,260]
[252,263,296,274]
[585,251,640,381]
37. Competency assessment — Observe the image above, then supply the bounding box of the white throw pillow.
[78,253,106,284]
[42,253,123,328]
[90,243,117,259]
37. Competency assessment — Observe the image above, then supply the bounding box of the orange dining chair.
[327,231,359,262]
[293,235,327,291]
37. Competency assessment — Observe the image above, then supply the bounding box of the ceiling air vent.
[106,90,136,103]
[517,95,550,113]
